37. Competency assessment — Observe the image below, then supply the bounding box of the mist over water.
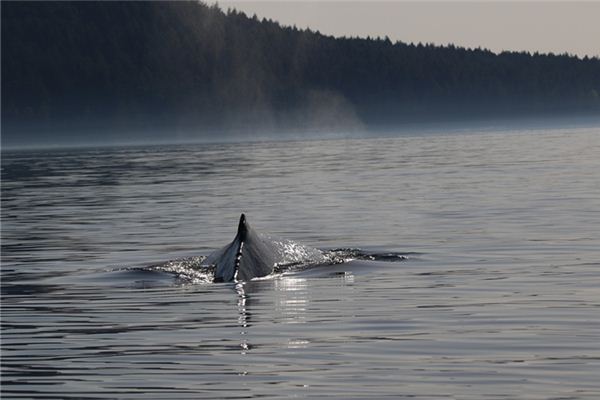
[4,1,600,151]
[2,127,600,399]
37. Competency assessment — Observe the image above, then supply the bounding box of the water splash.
[144,256,214,284]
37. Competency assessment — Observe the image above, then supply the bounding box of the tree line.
[2,1,599,141]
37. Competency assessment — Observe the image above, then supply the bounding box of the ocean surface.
[2,127,600,399]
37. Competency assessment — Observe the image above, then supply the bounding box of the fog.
[2,1,599,150]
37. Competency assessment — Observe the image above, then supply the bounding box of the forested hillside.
[2,1,599,145]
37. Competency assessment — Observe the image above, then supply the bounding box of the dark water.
[2,127,600,399]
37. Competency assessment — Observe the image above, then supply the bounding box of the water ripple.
[2,128,600,398]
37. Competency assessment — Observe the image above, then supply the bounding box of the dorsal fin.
[237,213,248,241]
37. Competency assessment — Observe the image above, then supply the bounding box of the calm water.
[2,127,600,399]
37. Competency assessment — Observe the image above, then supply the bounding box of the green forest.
[2,1,600,144]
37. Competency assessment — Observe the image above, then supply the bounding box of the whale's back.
[205,214,326,282]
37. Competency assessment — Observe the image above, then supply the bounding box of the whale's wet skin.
[3,128,600,399]
[133,215,410,286]
[207,213,329,282]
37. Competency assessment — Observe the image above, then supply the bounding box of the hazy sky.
[218,1,600,58]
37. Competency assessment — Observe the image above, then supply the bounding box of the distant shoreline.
[3,116,599,152]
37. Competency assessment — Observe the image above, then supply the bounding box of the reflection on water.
[274,277,310,324]
[235,282,252,355]
[2,127,600,399]
[234,274,356,355]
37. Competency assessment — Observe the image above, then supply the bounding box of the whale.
[205,214,328,282]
